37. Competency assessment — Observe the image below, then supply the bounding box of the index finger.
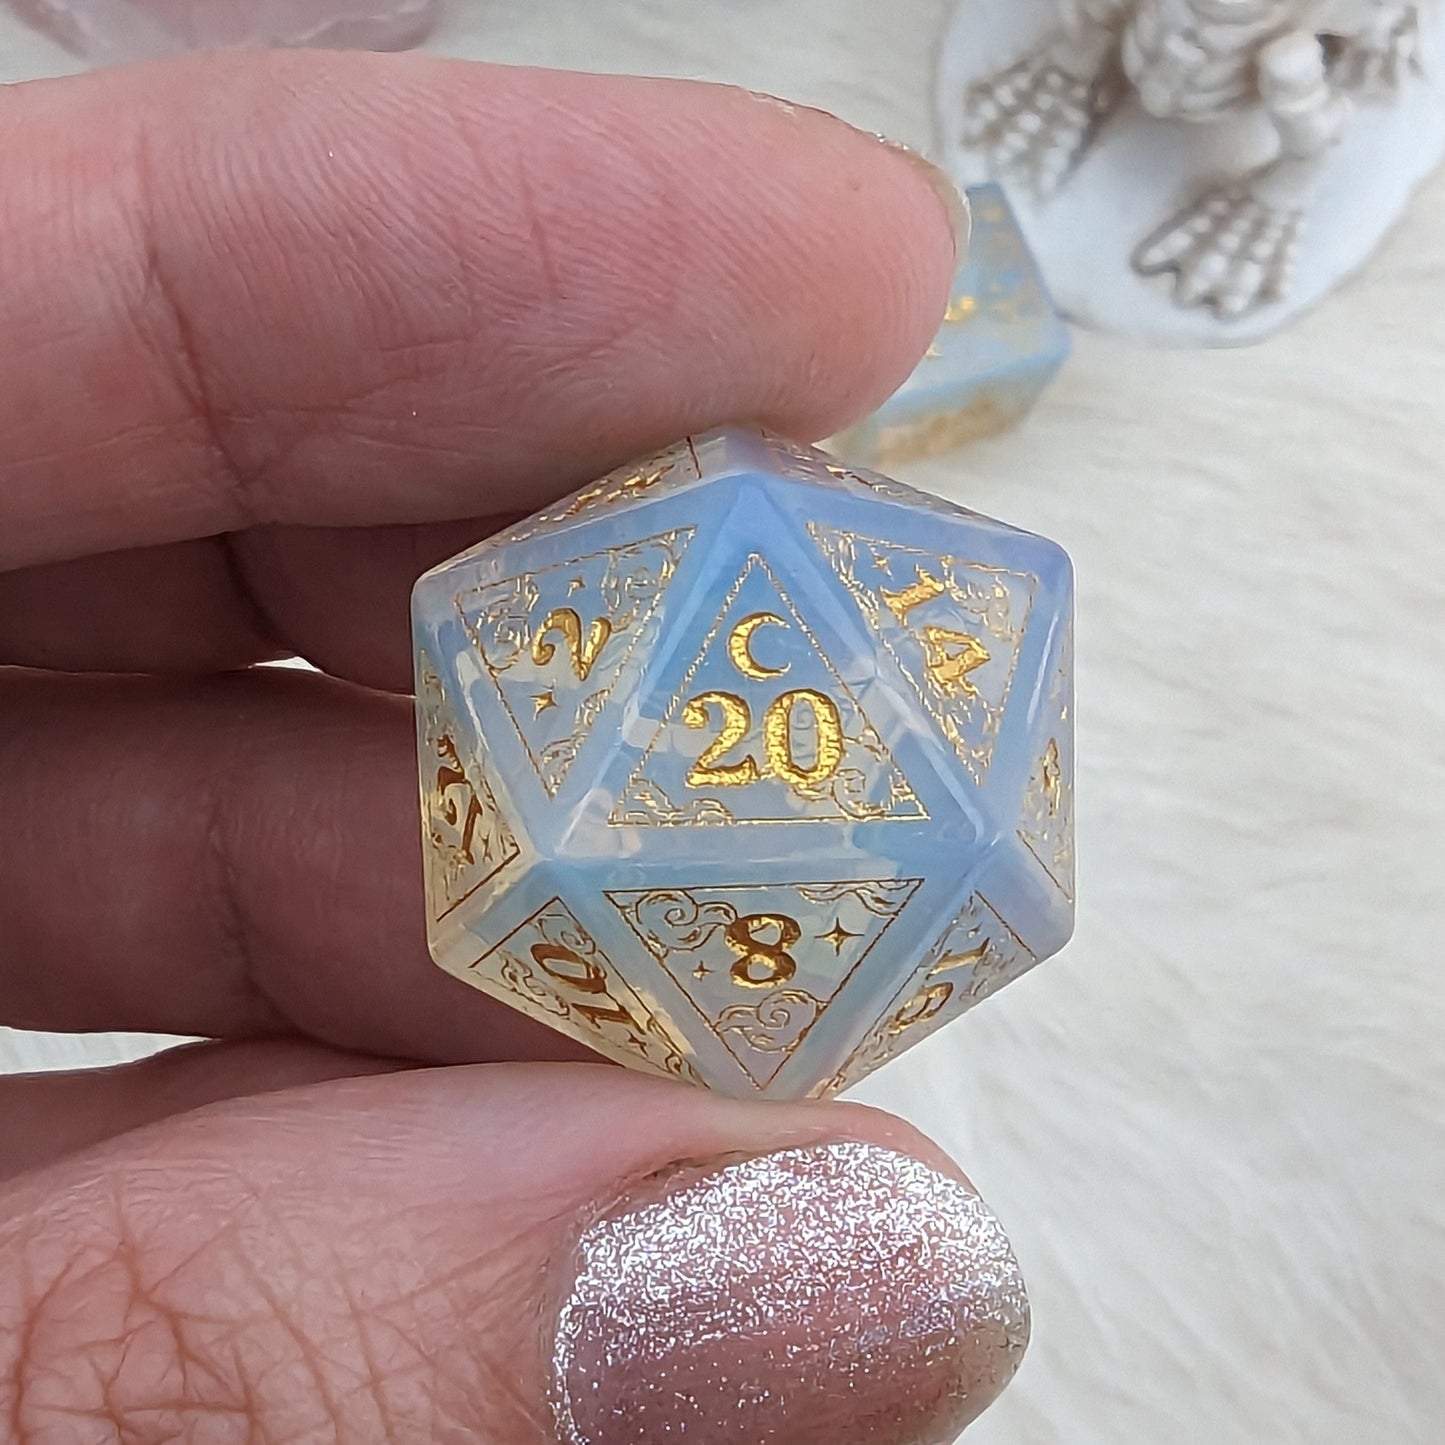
[0,50,959,571]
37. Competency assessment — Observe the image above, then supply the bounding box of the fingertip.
[0,1064,1023,1445]
[709,89,963,439]
[0,51,964,567]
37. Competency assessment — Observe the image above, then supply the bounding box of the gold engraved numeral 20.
[724,913,801,988]
[532,607,614,682]
[686,688,844,793]
[684,615,845,795]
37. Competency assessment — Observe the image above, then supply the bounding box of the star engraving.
[532,688,559,718]
[567,577,586,595]
[819,919,862,955]
[693,963,712,981]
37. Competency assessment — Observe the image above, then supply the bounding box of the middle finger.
[0,665,593,1062]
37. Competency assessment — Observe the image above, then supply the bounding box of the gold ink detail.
[532,607,614,683]
[607,879,922,1087]
[727,613,790,681]
[470,899,698,1083]
[882,568,947,625]
[945,294,979,323]
[887,944,987,1035]
[725,913,802,989]
[416,653,521,924]
[684,691,761,789]
[459,529,693,798]
[557,461,674,522]
[922,626,991,698]
[762,688,845,791]
[1042,738,1063,813]
[682,687,847,798]
[531,940,641,1032]
[809,528,1036,787]
[925,342,943,360]
[870,398,1015,467]
[819,893,1035,1097]
[1018,622,1075,903]
[615,554,925,826]
[480,442,700,548]
[434,736,485,865]
[819,919,862,954]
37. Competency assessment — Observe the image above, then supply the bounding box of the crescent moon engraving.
[728,613,790,681]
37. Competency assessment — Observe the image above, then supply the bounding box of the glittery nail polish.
[552,1141,1029,1445]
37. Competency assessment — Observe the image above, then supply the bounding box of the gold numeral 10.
[531,940,642,1034]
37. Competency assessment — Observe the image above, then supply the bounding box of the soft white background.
[2,2,1443,1441]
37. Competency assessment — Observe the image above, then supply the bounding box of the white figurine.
[939,0,1445,341]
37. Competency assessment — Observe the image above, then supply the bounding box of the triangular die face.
[1019,620,1075,903]
[809,524,1039,787]
[416,652,522,924]
[487,441,706,548]
[607,878,921,1088]
[818,890,1037,1097]
[457,529,694,797]
[465,898,701,1084]
[612,553,926,826]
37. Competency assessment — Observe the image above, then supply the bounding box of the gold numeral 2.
[532,607,613,682]
[684,692,761,787]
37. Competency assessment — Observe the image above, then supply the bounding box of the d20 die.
[412,426,1074,1100]
[831,182,1071,467]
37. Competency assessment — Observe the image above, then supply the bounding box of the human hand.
[0,49,1028,1443]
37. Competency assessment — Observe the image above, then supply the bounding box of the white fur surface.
[2,3,1443,1440]
[938,0,1445,344]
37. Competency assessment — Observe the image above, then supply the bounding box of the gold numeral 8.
[724,913,801,988]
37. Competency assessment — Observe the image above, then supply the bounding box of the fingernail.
[876,139,972,259]
[551,1141,1029,1445]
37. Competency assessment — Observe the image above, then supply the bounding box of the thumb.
[0,1064,1028,1443]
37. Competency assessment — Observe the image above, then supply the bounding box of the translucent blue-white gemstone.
[413,427,1074,1099]
[833,183,1071,466]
